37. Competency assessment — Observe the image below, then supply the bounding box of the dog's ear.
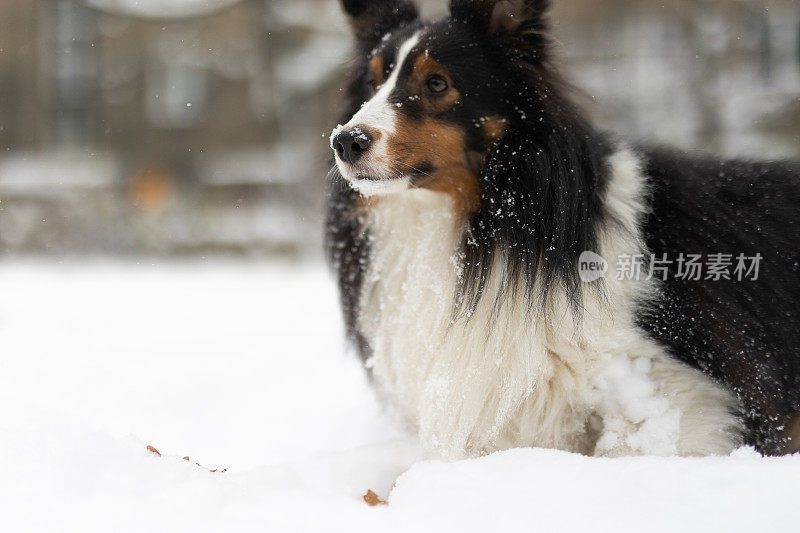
[449,0,551,60]
[340,0,419,51]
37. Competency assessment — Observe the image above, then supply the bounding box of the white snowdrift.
[0,260,798,532]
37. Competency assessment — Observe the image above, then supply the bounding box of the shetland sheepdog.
[326,0,800,458]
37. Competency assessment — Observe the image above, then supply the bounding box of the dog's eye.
[366,79,379,92]
[426,75,448,94]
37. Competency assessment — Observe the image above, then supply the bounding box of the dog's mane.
[458,45,613,320]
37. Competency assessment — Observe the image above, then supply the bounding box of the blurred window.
[145,60,208,130]
[47,0,97,145]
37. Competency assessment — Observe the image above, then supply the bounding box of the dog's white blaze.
[345,32,420,135]
[358,146,743,458]
[333,32,421,194]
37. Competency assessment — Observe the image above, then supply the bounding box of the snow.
[392,447,800,532]
[592,354,680,456]
[1,259,799,532]
[329,124,345,149]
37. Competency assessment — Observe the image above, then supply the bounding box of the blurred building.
[0,0,798,256]
[552,0,800,159]
[0,0,350,255]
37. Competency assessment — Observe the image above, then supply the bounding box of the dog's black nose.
[332,128,373,164]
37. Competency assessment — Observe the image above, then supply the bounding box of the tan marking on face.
[410,54,461,114]
[369,56,385,87]
[481,116,509,149]
[423,161,482,215]
[361,53,478,213]
[344,40,509,211]
[388,114,481,215]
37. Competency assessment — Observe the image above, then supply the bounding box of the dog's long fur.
[326,0,800,457]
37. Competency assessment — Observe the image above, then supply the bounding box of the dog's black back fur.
[638,153,800,453]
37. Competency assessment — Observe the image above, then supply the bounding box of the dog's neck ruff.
[357,148,742,458]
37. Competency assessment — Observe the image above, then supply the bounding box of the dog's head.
[331,0,554,209]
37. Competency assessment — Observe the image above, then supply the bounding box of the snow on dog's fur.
[326,0,800,457]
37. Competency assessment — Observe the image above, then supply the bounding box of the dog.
[326,0,800,458]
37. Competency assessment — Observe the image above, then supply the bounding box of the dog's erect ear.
[449,0,551,59]
[340,0,419,51]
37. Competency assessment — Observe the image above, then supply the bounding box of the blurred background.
[0,0,798,258]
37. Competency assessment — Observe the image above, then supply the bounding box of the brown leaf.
[363,489,387,506]
[147,446,226,473]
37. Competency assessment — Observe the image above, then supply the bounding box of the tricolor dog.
[326,0,800,458]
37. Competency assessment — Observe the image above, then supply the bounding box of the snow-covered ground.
[1,260,799,532]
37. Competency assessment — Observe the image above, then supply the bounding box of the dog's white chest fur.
[360,190,593,457]
[358,151,743,458]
